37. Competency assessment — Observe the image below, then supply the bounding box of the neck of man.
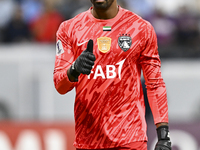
[92,1,118,20]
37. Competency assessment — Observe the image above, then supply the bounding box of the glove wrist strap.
[156,125,170,140]
[69,62,80,82]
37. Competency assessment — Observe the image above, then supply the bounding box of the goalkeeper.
[53,0,171,149]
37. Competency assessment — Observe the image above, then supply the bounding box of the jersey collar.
[88,5,123,23]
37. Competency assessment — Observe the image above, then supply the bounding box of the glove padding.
[155,125,171,150]
[70,39,96,81]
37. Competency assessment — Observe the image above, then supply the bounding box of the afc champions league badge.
[118,34,132,52]
[56,40,64,55]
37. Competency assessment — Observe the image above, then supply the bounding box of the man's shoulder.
[121,7,150,24]
[69,10,89,23]
[119,7,154,36]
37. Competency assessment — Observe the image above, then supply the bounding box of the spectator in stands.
[20,0,43,24]
[148,9,177,46]
[29,0,64,43]
[3,4,32,43]
[70,0,93,18]
[124,0,155,19]
[0,0,16,42]
[55,0,90,20]
[175,6,199,46]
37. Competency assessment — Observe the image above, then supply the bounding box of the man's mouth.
[95,0,105,2]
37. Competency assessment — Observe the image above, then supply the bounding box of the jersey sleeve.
[53,22,76,94]
[139,23,169,124]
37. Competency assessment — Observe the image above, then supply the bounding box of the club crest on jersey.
[56,40,64,55]
[118,34,132,52]
[97,37,111,53]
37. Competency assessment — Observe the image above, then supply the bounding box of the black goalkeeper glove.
[69,39,96,82]
[155,125,171,150]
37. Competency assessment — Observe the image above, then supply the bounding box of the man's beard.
[91,0,114,10]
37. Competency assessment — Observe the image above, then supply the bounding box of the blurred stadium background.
[0,0,200,150]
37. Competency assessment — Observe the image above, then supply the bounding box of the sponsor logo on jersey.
[118,34,132,52]
[88,58,126,80]
[56,40,64,55]
[97,37,112,53]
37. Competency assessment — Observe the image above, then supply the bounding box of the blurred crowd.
[0,0,200,58]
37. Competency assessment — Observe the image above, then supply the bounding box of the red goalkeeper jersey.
[54,6,169,149]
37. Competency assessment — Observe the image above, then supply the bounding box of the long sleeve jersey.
[53,6,169,149]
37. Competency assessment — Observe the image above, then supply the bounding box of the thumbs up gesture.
[69,39,96,81]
